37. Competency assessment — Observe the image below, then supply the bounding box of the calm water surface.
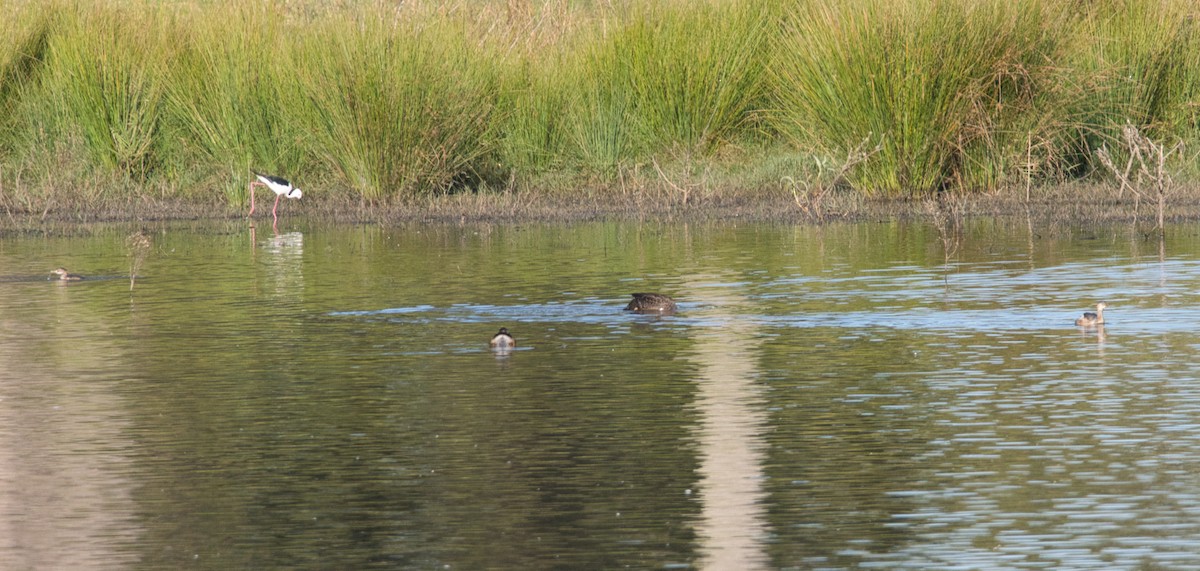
[4,219,1200,570]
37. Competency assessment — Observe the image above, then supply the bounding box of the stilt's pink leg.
[248,182,260,217]
[272,194,282,222]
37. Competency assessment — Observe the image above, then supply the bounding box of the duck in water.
[490,327,516,349]
[1075,302,1107,326]
[624,293,677,315]
[50,268,84,281]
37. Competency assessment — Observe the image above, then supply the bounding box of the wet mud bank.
[4,183,1200,231]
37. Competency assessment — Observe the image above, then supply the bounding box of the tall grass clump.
[772,0,1064,196]
[5,0,1200,211]
[294,13,497,200]
[0,10,51,153]
[494,54,574,178]
[563,51,637,173]
[1068,0,1200,175]
[475,2,579,178]
[162,3,305,203]
[618,2,773,154]
[562,2,773,172]
[40,4,172,179]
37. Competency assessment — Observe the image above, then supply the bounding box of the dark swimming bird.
[624,293,677,315]
[248,170,303,222]
[50,267,84,281]
[1075,302,1107,326]
[490,327,516,348]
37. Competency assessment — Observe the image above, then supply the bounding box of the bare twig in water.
[1096,123,1182,235]
[126,229,151,291]
[651,153,709,207]
[1019,132,1056,204]
[925,191,965,283]
[786,137,881,221]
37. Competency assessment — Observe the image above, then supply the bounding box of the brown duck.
[624,293,677,315]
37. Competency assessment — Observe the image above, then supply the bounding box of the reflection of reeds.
[126,229,151,290]
[925,194,964,281]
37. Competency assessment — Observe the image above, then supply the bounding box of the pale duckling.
[624,293,677,315]
[51,268,84,281]
[490,327,515,349]
[1075,302,1107,326]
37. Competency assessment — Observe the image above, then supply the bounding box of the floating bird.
[249,170,303,222]
[624,293,677,315]
[50,267,83,281]
[1075,302,1107,327]
[490,327,516,348]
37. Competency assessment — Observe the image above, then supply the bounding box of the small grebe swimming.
[490,327,515,348]
[51,268,83,281]
[624,293,677,315]
[1075,302,1107,326]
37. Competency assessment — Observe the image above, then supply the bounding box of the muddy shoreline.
[3,183,1200,230]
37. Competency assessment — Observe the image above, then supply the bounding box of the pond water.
[3,218,1200,570]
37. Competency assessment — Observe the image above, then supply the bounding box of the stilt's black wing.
[252,169,291,186]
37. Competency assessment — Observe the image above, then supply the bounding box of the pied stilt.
[249,170,303,222]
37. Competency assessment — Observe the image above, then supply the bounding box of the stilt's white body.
[248,170,302,221]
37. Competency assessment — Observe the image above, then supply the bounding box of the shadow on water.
[5,219,1200,568]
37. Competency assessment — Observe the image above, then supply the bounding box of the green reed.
[1066,0,1200,174]
[0,9,51,154]
[494,53,574,177]
[558,1,772,172]
[162,3,304,204]
[616,2,772,154]
[39,4,170,179]
[0,0,1199,208]
[772,0,1069,196]
[293,14,498,200]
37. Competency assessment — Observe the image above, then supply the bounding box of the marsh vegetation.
[1,0,1199,221]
